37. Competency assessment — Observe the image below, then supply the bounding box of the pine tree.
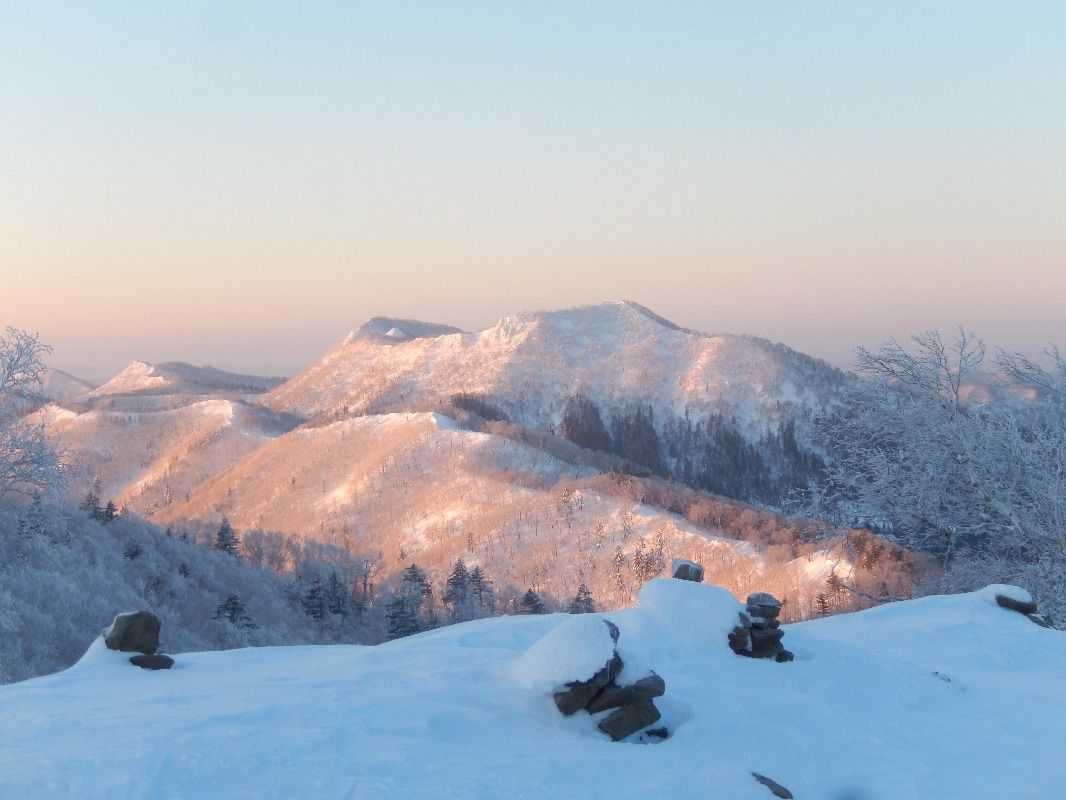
[567,583,595,614]
[302,578,327,620]
[80,490,101,520]
[385,593,421,640]
[325,572,349,617]
[443,558,473,621]
[213,594,257,629]
[214,517,240,557]
[469,566,496,614]
[814,592,831,616]
[101,500,118,523]
[520,588,546,615]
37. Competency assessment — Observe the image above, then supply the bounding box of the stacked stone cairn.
[729,593,793,663]
[103,611,175,670]
[552,620,667,741]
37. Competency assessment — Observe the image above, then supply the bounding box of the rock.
[104,611,161,655]
[586,672,666,714]
[774,650,794,663]
[995,593,1039,615]
[1027,613,1055,629]
[129,654,174,670]
[553,652,624,715]
[728,626,751,655]
[644,727,669,739]
[746,592,781,607]
[603,619,620,643]
[752,772,794,799]
[671,559,704,583]
[749,616,780,630]
[750,627,785,659]
[597,699,662,741]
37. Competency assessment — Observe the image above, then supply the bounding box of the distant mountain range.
[36,302,915,613]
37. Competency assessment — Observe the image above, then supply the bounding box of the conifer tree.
[567,583,595,614]
[302,578,327,620]
[443,558,474,621]
[520,588,546,615]
[385,593,421,640]
[213,594,257,629]
[214,517,240,557]
[101,500,118,523]
[325,572,350,617]
[469,566,496,614]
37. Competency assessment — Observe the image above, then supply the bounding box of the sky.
[2,2,1064,381]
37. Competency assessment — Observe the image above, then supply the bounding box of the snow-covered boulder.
[671,558,704,582]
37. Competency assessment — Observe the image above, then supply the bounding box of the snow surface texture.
[3,580,1063,799]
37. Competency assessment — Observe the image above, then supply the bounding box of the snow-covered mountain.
[38,368,96,402]
[33,302,882,614]
[1,580,1061,799]
[88,361,284,399]
[264,301,848,436]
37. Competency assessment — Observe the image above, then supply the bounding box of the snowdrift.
[1,581,1063,799]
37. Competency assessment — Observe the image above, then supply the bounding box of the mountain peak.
[346,317,465,345]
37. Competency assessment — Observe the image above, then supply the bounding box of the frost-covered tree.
[0,328,62,497]
[808,328,1066,620]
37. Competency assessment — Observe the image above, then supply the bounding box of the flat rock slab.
[129,654,175,670]
[597,699,661,741]
[586,672,666,714]
[553,653,624,715]
[995,593,1039,616]
[104,611,161,655]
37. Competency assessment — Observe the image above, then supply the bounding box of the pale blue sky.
[2,2,1064,379]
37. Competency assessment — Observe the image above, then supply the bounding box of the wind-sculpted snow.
[264,301,847,437]
[2,581,1063,799]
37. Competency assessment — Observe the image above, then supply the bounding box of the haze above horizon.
[3,2,1064,381]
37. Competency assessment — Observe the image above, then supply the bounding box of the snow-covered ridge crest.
[89,360,284,398]
[265,300,848,436]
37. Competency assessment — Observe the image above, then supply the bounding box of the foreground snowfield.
[1,580,1063,799]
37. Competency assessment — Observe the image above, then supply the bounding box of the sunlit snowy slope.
[2,580,1061,799]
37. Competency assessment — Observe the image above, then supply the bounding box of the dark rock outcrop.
[752,772,794,799]
[104,611,161,655]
